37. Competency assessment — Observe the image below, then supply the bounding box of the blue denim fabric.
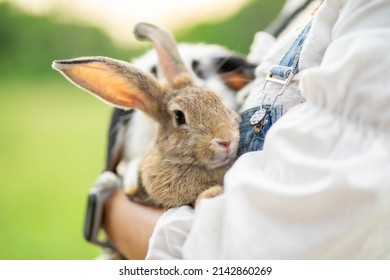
[238,104,283,157]
[236,21,310,157]
[270,21,312,78]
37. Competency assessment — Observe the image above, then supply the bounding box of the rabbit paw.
[194,186,223,207]
[94,171,120,191]
[123,158,141,196]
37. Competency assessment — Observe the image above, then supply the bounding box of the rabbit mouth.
[210,147,237,169]
[211,137,238,163]
[215,157,232,168]
[207,157,234,169]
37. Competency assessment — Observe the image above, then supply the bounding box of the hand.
[103,189,164,259]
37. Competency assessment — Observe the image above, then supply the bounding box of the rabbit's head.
[52,23,240,169]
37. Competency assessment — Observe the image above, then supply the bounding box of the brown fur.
[131,84,239,208]
[194,186,223,207]
[140,149,231,208]
[52,23,240,208]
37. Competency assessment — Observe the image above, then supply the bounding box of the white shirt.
[146,0,390,259]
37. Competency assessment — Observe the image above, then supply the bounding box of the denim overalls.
[237,21,312,156]
[238,104,283,156]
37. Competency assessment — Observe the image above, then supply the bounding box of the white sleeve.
[146,206,194,259]
[146,0,390,260]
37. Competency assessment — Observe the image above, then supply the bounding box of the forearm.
[103,189,164,259]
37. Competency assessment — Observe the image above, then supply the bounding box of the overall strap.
[249,20,312,133]
[238,19,314,155]
[269,20,312,81]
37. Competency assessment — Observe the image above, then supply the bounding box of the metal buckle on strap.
[249,66,294,134]
[265,65,294,86]
[262,65,294,109]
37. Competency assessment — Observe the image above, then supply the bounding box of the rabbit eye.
[174,110,186,126]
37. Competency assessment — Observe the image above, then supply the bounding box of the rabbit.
[106,43,256,199]
[52,23,242,208]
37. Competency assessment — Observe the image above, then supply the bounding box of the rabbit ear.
[134,23,193,89]
[52,56,162,118]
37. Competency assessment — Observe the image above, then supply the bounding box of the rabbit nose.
[214,139,230,150]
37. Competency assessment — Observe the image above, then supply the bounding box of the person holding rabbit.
[58,0,390,259]
[53,22,244,257]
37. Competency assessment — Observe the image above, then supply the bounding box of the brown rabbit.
[52,23,240,208]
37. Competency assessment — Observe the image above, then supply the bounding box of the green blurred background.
[0,0,284,259]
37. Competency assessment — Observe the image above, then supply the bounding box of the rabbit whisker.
[172,158,199,187]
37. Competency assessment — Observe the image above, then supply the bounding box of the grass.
[0,76,112,259]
